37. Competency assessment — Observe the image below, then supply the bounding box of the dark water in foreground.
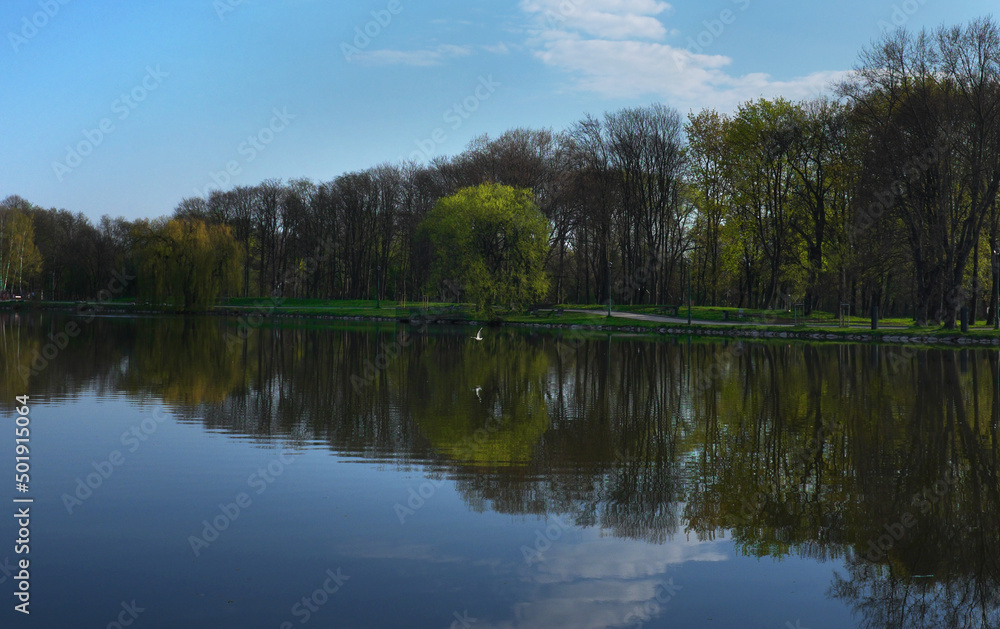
[0,313,997,628]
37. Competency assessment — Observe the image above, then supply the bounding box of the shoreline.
[5,301,999,348]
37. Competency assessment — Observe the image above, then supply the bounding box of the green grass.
[225,297,397,308]
[557,303,798,322]
[14,296,1000,341]
[222,299,658,329]
[504,312,660,328]
[558,302,994,329]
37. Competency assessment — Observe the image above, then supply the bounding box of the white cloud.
[475,533,728,629]
[530,531,728,584]
[522,0,671,41]
[351,44,474,67]
[482,42,512,54]
[521,0,848,111]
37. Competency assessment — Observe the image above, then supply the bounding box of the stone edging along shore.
[9,302,999,347]
[265,312,998,347]
[502,322,1000,347]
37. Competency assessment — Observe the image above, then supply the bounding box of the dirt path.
[565,309,771,326]
[565,309,915,330]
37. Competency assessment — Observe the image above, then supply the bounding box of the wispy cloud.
[352,44,474,67]
[521,0,846,110]
[482,42,511,54]
[522,0,672,41]
[475,532,727,629]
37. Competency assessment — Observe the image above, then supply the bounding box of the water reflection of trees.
[0,312,38,394]
[3,315,999,625]
[0,311,128,399]
[830,558,1000,629]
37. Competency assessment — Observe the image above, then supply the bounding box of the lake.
[0,313,997,628]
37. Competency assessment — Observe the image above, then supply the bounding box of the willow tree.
[136,218,243,310]
[418,183,550,315]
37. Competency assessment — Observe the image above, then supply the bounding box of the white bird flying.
[472,328,484,341]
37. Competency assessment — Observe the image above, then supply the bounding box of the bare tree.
[841,18,1000,326]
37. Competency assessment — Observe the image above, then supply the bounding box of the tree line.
[2,19,999,325]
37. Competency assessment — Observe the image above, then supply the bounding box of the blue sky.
[1,0,995,222]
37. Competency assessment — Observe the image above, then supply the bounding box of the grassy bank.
[5,298,999,345]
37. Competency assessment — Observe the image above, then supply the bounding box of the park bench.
[527,303,564,316]
[655,305,680,316]
[722,309,768,323]
[399,303,463,322]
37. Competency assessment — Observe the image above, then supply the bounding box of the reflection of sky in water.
[8,393,855,628]
[448,525,849,629]
[332,464,852,629]
[500,532,723,629]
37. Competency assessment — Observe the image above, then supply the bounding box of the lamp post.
[607,258,612,318]
[376,264,381,310]
[687,255,692,326]
[994,246,999,330]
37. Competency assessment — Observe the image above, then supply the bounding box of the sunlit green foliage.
[0,202,43,295]
[418,184,550,316]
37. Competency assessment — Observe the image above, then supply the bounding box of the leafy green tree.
[724,98,798,309]
[0,199,43,296]
[686,109,731,306]
[136,218,243,310]
[418,183,550,315]
[784,99,856,315]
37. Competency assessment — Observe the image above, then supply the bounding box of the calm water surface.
[0,313,997,628]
